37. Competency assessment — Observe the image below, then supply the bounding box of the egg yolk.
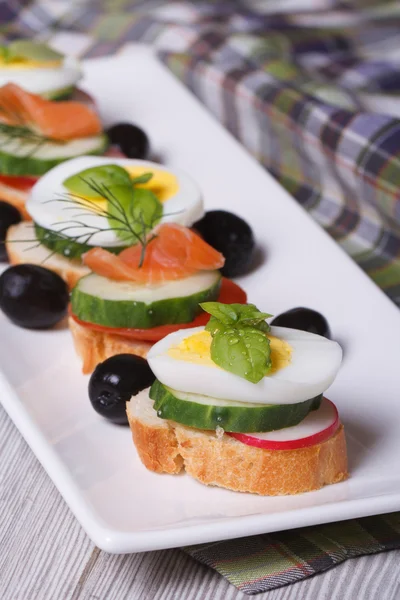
[124,166,179,202]
[0,57,62,70]
[167,330,292,375]
[267,335,292,374]
[168,331,216,367]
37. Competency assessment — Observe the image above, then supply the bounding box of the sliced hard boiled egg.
[147,326,343,405]
[0,55,82,99]
[26,156,204,248]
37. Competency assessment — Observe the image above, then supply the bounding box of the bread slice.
[127,390,348,496]
[0,181,31,220]
[6,222,90,289]
[69,316,153,374]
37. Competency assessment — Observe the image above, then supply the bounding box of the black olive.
[89,354,156,425]
[271,307,331,339]
[0,201,22,261]
[106,123,150,159]
[0,264,69,329]
[193,210,255,278]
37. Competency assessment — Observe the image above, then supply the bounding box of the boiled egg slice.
[0,54,82,98]
[26,156,204,248]
[147,326,342,405]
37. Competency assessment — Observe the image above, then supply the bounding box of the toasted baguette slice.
[127,390,348,496]
[6,222,89,289]
[0,182,31,220]
[69,316,153,374]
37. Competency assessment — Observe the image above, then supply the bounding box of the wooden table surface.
[1,405,400,600]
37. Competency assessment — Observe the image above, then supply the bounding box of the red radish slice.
[229,398,339,451]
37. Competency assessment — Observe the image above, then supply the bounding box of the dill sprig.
[5,176,183,268]
[0,102,64,157]
[45,176,182,268]
[52,177,158,267]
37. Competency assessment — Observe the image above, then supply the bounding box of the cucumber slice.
[71,270,222,329]
[44,85,75,101]
[0,133,109,176]
[34,223,125,259]
[150,380,322,433]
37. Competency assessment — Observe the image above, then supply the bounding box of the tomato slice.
[229,399,340,451]
[0,174,38,192]
[71,278,247,342]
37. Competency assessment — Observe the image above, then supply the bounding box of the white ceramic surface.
[1,46,400,554]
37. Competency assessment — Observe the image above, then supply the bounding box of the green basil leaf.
[211,327,271,384]
[254,321,271,333]
[127,188,163,238]
[200,302,239,325]
[131,172,153,185]
[106,187,162,243]
[231,303,272,327]
[105,184,135,242]
[64,165,132,198]
[8,41,63,63]
[205,315,226,336]
[201,302,272,332]
[63,165,162,245]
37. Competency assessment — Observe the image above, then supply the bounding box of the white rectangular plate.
[1,46,400,554]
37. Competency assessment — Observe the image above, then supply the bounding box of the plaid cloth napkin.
[184,512,400,594]
[2,0,400,593]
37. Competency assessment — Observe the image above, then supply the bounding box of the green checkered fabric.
[185,513,400,593]
[2,0,400,305]
[2,0,400,594]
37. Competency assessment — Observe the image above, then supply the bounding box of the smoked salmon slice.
[0,83,102,141]
[83,223,225,283]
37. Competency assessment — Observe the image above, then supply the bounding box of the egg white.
[0,56,82,97]
[26,156,204,248]
[147,326,343,405]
